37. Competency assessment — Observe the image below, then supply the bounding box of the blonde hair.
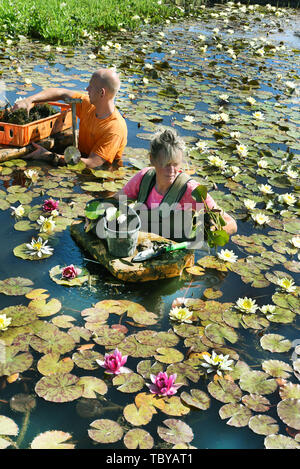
[150,128,185,167]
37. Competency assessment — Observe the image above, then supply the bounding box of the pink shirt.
[122,167,217,211]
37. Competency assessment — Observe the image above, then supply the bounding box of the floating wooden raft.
[70,221,194,283]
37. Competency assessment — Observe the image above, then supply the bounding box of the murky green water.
[0,3,299,450]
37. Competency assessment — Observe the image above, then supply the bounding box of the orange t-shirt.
[71,92,127,164]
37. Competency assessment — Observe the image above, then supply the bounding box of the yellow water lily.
[37,216,56,234]
[236,297,258,314]
[277,277,297,293]
[169,306,193,324]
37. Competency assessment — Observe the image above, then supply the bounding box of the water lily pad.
[260,334,292,353]
[113,372,145,393]
[204,323,238,345]
[261,359,293,378]
[52,315,76,329]
[123,428,154,449]
[37,353,74,376]
[279,383,300,400]
[160,396,191,417]
[219,403,252,427]
[239,371,277,395]
[180,389,210,410]
[197,256,229,271]
[157,419,194,445]
[264,434,300,449]
[0,346,33,377]
[88,419,124,444]
[77,376,108,398]
[277,398,300,430]
[2,305,37,326]
[208,378,242,403]
[91,325,125,347]
[0,277,34,296]
[31,430,75,449]
[123,403,154,426]
[248,414,279,436]
[242,394,271,413]
[72,350,103,370]
[154,347,184,364]
[30,324,76,355]
[49,265,89,286]
[0,415,19,436]
[28,298,62,317]
[136,360,164,380]
[35,373,83,403]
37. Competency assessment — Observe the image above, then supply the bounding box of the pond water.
[0,3,299,450]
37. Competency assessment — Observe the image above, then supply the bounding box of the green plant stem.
[16,410,31,449]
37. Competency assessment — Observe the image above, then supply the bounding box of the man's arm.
[80,152,106,169]
[12,88,76,113]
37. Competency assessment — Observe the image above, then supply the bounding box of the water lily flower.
[42,198,59,213]
[200,351,234,376]
[243,199,256,210]
[88,53,96,60]
[199,45,207,53]
[0,314,11,331]
[256,48,265,56]
[26,237,53,258]
[147,372,181,396]
[257,159,268,169]
[132,15,140,20]
[37,216,56,234]
[230,131,240,139]
[61,264,82,279]
[278,193,296,206]
[207,155,227,170]
[184,115,195,123]
[217,249,238,263]
[144,63,153,70]
[198,34,206,41]
[276,277,297,293]
[260,304,276,314]
[96,349,129,375]
[24,169,39,183]
[128,93,135,100]
[236,144,248,157]
[290,237,300,249]
[213,27,220,34]
[252,111,265,120]
[169,306,193,323]
[265,200,274,210]
[105,206,118,221]
[44,45,51,52]
[101,45,110,52]
[195,140,208,152]
[11,204,25,218]
[285,81,296,90]
[246,97,257,105]
[251,212,270,225]
[218,94,229,102]
[114,43,121,50]
[259,184,274,195]
[142,77,149,84]
[236,297,258,314]
[286,167,298,179]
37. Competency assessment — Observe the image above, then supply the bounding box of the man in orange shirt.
[13,68,127,169]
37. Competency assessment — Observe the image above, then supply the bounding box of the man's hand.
[30,143,53,160]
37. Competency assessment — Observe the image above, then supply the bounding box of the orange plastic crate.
[0,102,73,147]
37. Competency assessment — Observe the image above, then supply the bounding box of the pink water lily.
[96,349,129,375]
[147,372,181,397]
[61,264,81,279]
[43,198,59,213]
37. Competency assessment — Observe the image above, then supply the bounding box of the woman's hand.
[12,97,34,113]
[30,143,52,160]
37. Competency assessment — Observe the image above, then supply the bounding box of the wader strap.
[136,168,156,204]
[161,172,192,208]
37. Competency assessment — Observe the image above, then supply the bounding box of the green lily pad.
[277,398,300,430]
[31,431,75,449]
[260,334,292,353]
[207,378,242,404]
[13,243,53,260]
[204,323,238,345]
[242,394,271,413]
[248,414,279,435]
[91,325,125,347]
[219,403,252,427]
[160,396,191,417]
[29,324,76,354]
[77,376,108,398]
[28,298,62,317]
[52,315,76,329]
[88,419,124,444]
[0,277,34,296]
[0,415,19,436]
[279,383,300,400]
[239,371,277,395]
[72,350,103,370]
[157,419,194,445]
[154,347,184,364]
[113,373,145,393]
[261,359,293,378]
[37,352,74,376]
[180,389,210,410]
[264,434,300,449]
[123,428,154,449]
[136,360,164,379]
[2,305,37,326]
[0,346,33,377]
[123,403,154,426]
[35,373,83,403]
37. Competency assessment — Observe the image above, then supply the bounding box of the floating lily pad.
[157,419,194,445]
[31,431,75,449]
[49,265,89,286]
[52,315,76,329]
[35,373,83,403]
[0,277,34,296]
[37,353,74,376]
[239,371,277,395]
[123,403,154,426]
[248,414,279,436]
[113,373,145,393]
[136,360,164,379]
[0,415,19,436]
[28,298,62,317]
[260,334,292,353]
[277,398,300,430]
[160,396,191,417]
[77,376,108,398]
[279,383,300,400]
[0,346,33,377]
[242,394,271,413]
[180,389,210,410]
[204,323,238,345]
[123,428,154,449]
[72,350,103,370]
[208,378,242,404]
[13,243,53,260]
[261,359,293,378]
[154,347,184,364]
[264,434,300,449]
[219,403,252,427]
[88,419,124,444]
[30,324,76,355]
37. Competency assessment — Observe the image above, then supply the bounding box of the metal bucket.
[103,208,141,258]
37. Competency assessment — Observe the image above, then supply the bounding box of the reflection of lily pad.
[157,419,194,445]
[9,394,36,413]
[88,419,124,444]
[277,399,300,430]
[35,373,83,403]
[31,431,75,449]
[49,265,89,286]
[123,428,154,449]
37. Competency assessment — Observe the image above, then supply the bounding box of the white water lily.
[114,43,121,50]
[211,112,229,123]
[286,167,298,179]
[256,48,265,56]
[44,45,51,52]
[236,144,248,157]
[88,53,96,60]
[252,111,265,120]
[169,306,193,324]
[251,212,270,225]
[195,140,208,152]
[11,204,25,217]
[144,63,153,70]
[200,351,234,376]
[105,206,118,221]
[278,193,296,206]
[128,93,135,100]
[183,115,195,123]
[230,131,240,139]
[37,216,56,234]
[217,249,238,263]
[236,297,258,314]
[51,209,59,218]
[207,155,227,170]
[0,314,12,331]
[26,237,53,258]
[290,237,300,249]
[230,166,241,175]
[276,277,297,293]
[199,45,207,53]
[198,34,206,41]
[218,94,229,102]
[265,200,274,210]
[285,81,296,90]
[24,169,38,182]
[243,199,256,210]
[257,159,268,169]
[246,97,257,105]
[259,184,274,195]
[101,45,110,52]
[142,77,149,84]
[260,304,276,314]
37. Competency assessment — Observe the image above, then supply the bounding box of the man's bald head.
[92,68,120,98]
